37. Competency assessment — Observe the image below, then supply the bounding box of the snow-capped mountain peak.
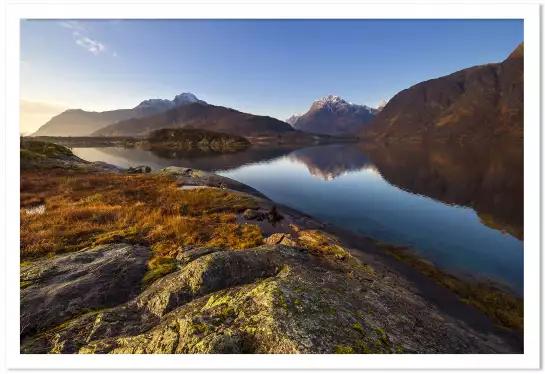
[173,92,200,105]
[313,95,347,107]
[287,95,379,135]
[311,95,377,114]
[135,92,206,110]
[136,98,172,108]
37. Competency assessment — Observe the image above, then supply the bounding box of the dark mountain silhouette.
[92,102,296,137]
[361,43,523,144]
[32,93,206,137]
[290,95,379,135]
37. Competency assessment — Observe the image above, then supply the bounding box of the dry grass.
[20,170,264,282]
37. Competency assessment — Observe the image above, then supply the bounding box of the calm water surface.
[73,143,523,294]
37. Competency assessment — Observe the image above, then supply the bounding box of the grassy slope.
[21,141,264,286]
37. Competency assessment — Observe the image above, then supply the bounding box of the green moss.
[204,292,234,309]
[355,339,370,353]
[395,344,403,354]
[20,148,45,161]
[189,322,213,335]
[94,228,140,245]
[141,257,178,286]
[278,293,289,312]
[212,304,236,325]
[352,322,365,335]
[20,280,33,289]
[21,140,73,159]
[373,327,390,349]
[334,345,355,354]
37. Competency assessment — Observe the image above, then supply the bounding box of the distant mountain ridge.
[32,93,206,137]
[360,43,524,143]
[287,95,380,135]
[92,102,296,138]
[286,115,301,126]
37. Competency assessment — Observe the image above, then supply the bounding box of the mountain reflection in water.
[73,142,523,293]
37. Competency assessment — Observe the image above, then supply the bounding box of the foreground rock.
[21,241,520,354]
[20,244,151,338]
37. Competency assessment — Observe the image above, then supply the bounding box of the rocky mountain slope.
[32,93,206,137]
[286,115,301,126]
[289,95,379,135]
[360,43,523,143]
[93,102,296,138]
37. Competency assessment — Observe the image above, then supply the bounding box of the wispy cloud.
[58,20,109,56]
[75,37,105,55]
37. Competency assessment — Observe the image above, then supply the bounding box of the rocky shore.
[19,140,523,354]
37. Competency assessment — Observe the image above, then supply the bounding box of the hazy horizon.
[20,19,523,134]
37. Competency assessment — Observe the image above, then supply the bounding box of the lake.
[73,142,524,295]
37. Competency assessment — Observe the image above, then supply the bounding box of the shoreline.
[19,140,523,354]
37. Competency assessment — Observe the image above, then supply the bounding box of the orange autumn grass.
[21,170,263,285]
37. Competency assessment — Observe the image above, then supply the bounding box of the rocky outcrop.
[21,240,521,354]
[20,244,151,338]
[158,167,270,200]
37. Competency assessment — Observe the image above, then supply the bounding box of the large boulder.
[134,248,283,318]
[20,243,151,338]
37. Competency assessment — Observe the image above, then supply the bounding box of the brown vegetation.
[20,169,264,283]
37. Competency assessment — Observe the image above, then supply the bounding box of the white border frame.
[4,1,540,370]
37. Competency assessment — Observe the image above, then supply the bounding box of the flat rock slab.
[20,243,151,337]
[157,167,271,201]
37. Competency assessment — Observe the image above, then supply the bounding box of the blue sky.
[20,19,523,133]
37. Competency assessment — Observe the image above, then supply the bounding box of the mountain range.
[92,102,295,137]
[31,43,523,144]
[288,95,381,135]
[361,43,524,143]
[31,93,206,137]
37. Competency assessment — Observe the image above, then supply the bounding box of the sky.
[20,19,523,134]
